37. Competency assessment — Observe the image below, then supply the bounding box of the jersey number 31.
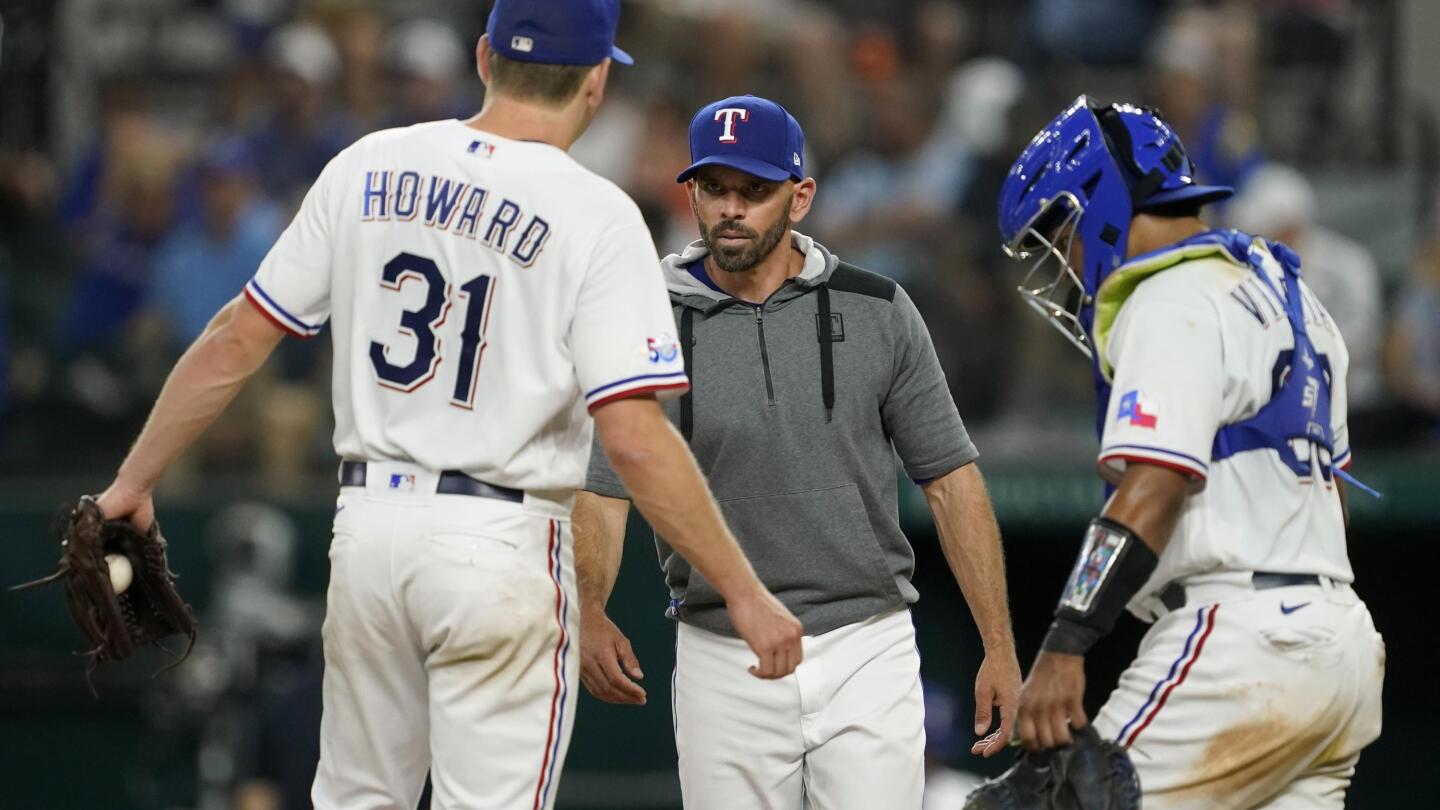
[370,251,494,410]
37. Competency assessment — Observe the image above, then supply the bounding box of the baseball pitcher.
[92,3,802,808]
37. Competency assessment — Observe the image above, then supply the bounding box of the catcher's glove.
[964,725,1140,810]
[12,496,197,692]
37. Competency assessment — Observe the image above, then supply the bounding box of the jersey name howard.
[360,169,552,266]
[246,122,686,492]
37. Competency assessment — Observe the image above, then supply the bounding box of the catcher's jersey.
[246,120,687,491]
[1095,239,1355,614]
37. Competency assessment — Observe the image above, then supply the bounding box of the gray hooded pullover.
[586,232,977,636]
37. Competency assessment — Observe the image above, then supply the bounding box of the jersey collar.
[1091,229,1253,380]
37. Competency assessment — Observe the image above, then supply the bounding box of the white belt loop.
[1141,597,1168,624]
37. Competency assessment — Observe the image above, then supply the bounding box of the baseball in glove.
[12,495,197,693]
[963,725,1141,810]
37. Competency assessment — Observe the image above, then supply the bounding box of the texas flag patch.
[1116,389,1158,429]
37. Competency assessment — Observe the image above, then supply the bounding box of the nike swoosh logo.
[1280,601,1311,615]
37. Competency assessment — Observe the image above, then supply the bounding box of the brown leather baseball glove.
[12,495,197,692]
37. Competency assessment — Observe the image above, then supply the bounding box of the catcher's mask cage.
[1003,190,1091,358]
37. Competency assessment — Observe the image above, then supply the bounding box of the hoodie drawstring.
[680,307,696,442]
[817,284,835,422]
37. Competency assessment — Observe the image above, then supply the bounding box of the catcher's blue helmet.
[998,97,1231,357]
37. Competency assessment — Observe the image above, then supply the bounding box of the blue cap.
[486,0,633,67]
[676,95,805,184]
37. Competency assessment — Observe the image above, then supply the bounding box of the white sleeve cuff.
[244,279,324,337]
[584,372,690,412]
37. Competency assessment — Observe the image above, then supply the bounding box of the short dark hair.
[486,50,592,106]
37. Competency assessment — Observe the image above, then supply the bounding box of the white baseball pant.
[673,607,925,810]
[311,462,578,810]
[1094,576,1385,809]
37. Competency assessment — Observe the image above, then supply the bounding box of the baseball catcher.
[993,97,1384,808]
[12,495,196,691]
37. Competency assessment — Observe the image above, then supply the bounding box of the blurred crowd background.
[1,1,1437,809]
[3,0,1439,491]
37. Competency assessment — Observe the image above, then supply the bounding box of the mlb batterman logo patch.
[1117,389,1158,428]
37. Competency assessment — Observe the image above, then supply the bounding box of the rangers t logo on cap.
[715,108,750,143]
[487,0,634,66]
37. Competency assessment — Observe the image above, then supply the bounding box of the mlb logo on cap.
[487,0,633,66]
[677,95,806,183]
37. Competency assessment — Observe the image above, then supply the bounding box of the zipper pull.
[754,304,763,322]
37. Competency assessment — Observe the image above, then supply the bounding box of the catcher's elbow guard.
[1042,517,1157,656]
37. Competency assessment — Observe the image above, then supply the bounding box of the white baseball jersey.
[1093,238,1355,613]
[245,120,688,490]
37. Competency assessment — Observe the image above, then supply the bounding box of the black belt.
[1158,572,1321,612]
[338,461,523,503]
